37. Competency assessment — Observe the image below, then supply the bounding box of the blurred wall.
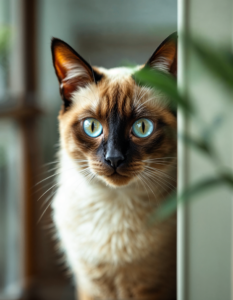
[38,0,177,110]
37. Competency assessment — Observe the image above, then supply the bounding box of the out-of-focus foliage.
[0,26,11,98]
[134,68,193,113]
[133,37,233,222]
[0,26,11,63]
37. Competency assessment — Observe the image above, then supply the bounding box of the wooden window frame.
[0,0,41,298]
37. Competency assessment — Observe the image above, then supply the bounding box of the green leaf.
[0,146,6,168]
[178,132,211,155]
[148,191,177,223]
[133,67,194,113]
[0,26,11,58]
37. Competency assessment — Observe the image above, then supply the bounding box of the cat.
[51,32,177,300]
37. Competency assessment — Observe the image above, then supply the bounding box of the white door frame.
[178,0,233,299]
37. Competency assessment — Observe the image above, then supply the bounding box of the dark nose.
[105,155,124,168]
[105,149,124,169]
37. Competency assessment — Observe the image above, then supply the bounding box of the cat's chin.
[102,172,133,187]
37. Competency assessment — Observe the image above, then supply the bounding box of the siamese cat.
[51,33,177,300]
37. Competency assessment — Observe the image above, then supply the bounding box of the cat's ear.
[146,32,177,77]
[51,38,100,106]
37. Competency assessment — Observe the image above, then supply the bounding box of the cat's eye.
[132,118,154,138]
[83,118,103,137]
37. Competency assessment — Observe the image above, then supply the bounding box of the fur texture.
[51,33,177,300]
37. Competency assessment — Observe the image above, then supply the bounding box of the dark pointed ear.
[146,32,177,77]
[51,38,101,107]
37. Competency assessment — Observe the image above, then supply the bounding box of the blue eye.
[132,118,154,138]
[83,118,103,137]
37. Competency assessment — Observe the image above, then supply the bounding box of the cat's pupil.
[142,121,145,133]
[91,122,95,132]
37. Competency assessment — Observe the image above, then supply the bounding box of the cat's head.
[51,33,177,188]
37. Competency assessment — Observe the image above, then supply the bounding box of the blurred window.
[0,120,23,299]
[0,0,25,299]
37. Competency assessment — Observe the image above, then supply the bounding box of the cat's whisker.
[144,165,177,183]
[142,161,176,167]
[73,159,89,162]
[37,199,53,224]
[42,223,55,230]
[143,157,177,161]
[144,168,173,190]
[41,160,60,167]
[81,173,93,185]
[45,166,60,173]
[41,186,59,208]
[39,167,94,218]
[36,167,91,201]
[61,169,92,190]
[144,161,175,168]
[82,167,91,174]
[35,172,62,186]
[141,171,165,199]
[37,183,60,202]
[141,169,167,192]
[135,173,151,203]
[144,169,176,191]
[142,170,172,196]
[145,163,176,174]
[143,161,177,166]
[143,168,176,191]
[47,163,89,176]
[88,173,96,184]
[36,164,61,179]
[33,179,57,195]
[35,165,90,186]
[139,172,157,200]
[37,163,90,182]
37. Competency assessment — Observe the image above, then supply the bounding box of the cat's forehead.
[71,79,136,119]
[70,66,169,119]
[71,67,136,109]
[96,66,140,82]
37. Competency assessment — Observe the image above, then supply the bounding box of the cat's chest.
[52,179,159,266]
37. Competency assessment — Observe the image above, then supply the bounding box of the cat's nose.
[105,150,124,169]
[105,156,124,168]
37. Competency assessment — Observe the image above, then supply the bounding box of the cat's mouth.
[90,162,142,187]
[104,170,133,187]
[107,170,128,178]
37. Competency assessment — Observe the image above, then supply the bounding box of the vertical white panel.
[178,0,233,299]
[177,0,189,297]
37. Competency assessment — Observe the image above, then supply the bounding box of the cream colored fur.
[52,148,176,298]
